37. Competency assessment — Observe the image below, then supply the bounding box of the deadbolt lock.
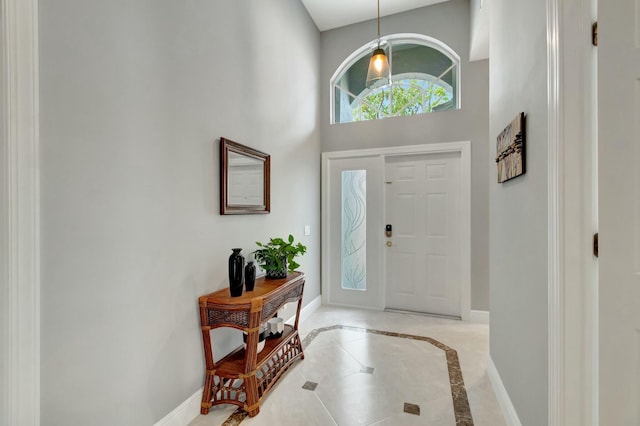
[386,241,392,247]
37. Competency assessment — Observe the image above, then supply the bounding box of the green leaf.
[251,234,307,274]
[289,260,300,272]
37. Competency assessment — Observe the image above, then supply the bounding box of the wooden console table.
[198,272,305,417]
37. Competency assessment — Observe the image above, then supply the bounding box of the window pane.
[356,86,391,122]
[335,86,356,123]
[391,81,424,116]
[332,37,460,124]
[432,66,456,111]
[391,43,454,86]
[341,170,366,290]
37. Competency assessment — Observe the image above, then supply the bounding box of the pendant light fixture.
[365,0,390,88]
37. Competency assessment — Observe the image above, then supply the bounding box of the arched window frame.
[330,33,462,124]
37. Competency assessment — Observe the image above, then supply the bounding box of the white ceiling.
[301,0,450,32]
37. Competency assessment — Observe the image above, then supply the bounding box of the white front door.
[384,153,462,317]
[598,0,640,423]
[326,156,384,309]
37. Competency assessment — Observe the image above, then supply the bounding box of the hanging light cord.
[377,0,381,46]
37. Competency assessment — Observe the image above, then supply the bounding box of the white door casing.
[1,0,40,425]
[384,152,463,317]
[546,0,599,423]
[598,0,640,423]
[321,142,471,320]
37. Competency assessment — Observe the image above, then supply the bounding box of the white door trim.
[322,141,471,321]
[547,1,562,422]
[1,0,40,424]
[547,0,597,424]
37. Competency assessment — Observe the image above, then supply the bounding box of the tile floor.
[190,306,506,426]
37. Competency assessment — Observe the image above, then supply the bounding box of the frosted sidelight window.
[341,170,367,290]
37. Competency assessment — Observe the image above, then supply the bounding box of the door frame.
[1,0,40,425]
[547,0,598,424]
[322,141,471,321]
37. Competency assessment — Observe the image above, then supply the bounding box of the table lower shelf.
[201,325,304,415]
[215,325,297,376]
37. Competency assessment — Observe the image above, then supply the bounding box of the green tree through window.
[353,79,452,122]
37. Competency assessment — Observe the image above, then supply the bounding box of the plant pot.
[267,317,284,338]
[266,269,287,279]
[242,324,267,353]
[265,258,287,279]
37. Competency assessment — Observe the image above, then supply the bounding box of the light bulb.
[374,56,383,72]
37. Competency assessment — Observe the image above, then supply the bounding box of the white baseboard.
[487,357,522,426]
[286,295,321,324]
[322,301,385,311]
[470,310,490,324]
[154,387,202,426]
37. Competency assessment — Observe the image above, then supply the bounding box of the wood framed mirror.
[220,138,270,215]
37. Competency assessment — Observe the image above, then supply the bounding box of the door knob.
[386,241,392,247]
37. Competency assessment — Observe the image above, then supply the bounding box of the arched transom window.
[331,34,461,124]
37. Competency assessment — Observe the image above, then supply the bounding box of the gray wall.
[489,0,549,424]
[0,5,7,424]
[38,1,321,424]
[321,0,490,311]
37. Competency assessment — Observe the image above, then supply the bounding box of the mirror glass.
[227,152,265,206]
[220,138,270,215]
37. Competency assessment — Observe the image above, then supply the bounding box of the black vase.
[228,248,244,297]
[245,261,256,291]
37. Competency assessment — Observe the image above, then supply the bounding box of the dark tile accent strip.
[221,409,247,426]
[222,324,474,426]
[404,402,421,416]
[360,366,375,374]
[302,381,318,391]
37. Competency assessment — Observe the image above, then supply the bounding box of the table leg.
[199,319,215,415]
[200,374,214,414]
[244,375,261,417]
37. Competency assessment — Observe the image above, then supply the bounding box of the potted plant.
[253,234,307,279]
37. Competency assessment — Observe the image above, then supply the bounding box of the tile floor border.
[221,324,474,426]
